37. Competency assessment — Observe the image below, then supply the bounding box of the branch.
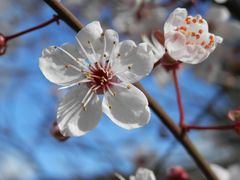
[43,0,217,179]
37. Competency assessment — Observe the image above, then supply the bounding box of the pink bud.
[50,121,69,142]
[228,107,240,121]
[167,166,190,180]
[0,34,7,55]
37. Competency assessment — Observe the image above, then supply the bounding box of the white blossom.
[39,21,154,136]
[164,8,223,64]
[113,0,167,35]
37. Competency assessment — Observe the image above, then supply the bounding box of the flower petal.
[39,44,84,86]
[57,85,102,136]
[142,34,165,63]
[164,31,186,59]
[165,31,211,64]
[164,8,187,34]
[76,21,103,57]
[210,164,230,180]
[104,29,119,55]
[130,168,156,180]
[102,83,150,129]
[113,41,154,83]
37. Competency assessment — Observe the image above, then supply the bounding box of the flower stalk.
[185,123,239,131]
[172,69,185,127]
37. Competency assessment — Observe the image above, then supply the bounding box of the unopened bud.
[0,34,7,55]
[51,121,69,142]
[167,166,190,180]
[228,108,240,121]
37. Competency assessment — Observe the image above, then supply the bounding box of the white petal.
[76,21,103,57]
[57,85,102,136]
[102,83,150,129]
[151,33,165,59]
[134,168,156,180]
[104,29,119,55]
[210,164,230,180]
[113,41,154,83]
[39,44,84,86]
[164,8,187,34]
[142,34,165,63]
[165,31,186,59]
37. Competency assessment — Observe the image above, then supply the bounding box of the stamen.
[89,41,97,62]
[81,86,95,106]
[75,37,95,64]
[106,85,116,96]
[56,46,88,71]
[82,92,95,109]
[66,64,85,73]
[58,79,91,90]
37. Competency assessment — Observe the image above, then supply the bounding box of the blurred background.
[0,0,240,179]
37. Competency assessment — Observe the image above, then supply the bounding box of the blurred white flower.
[228,107,240,121]
[211,164,240,180]
[113,0,167,35]
[194,5,240,88]
[130,168,156,180]
[116,168,156,180]
[39,21,154,136]
[0,147,36,180]
[164,8,223,64]
[62,0,104,20]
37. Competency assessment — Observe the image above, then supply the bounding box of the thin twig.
[43,0,218,179]
[172,69,185,127]
[5,15,60,41]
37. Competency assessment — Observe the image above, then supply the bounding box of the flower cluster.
[39,8,223,137]
[39,21,154,136]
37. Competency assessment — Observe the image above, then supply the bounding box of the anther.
[199,19,204,24]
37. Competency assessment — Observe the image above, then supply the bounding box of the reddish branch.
[5,15,60,41]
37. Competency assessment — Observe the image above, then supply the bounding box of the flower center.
[175,15,215,49]
[86,61,118,94]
